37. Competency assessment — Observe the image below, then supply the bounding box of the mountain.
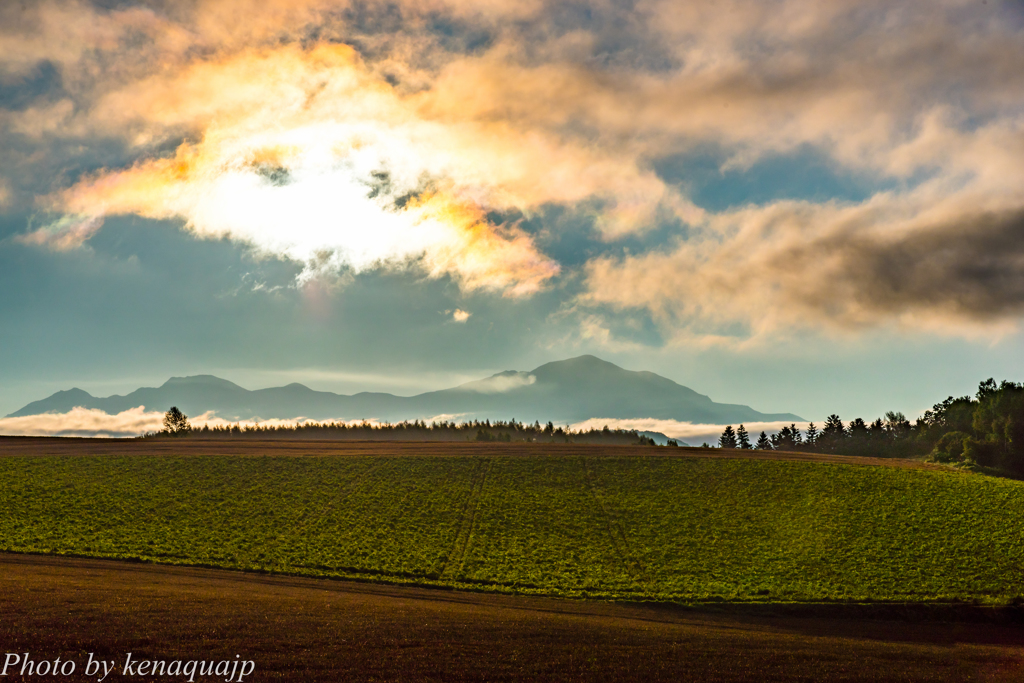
[9,355,803,425]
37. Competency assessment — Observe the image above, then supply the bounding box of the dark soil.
[0,554,1021,682]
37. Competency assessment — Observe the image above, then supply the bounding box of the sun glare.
[55,45,560,295]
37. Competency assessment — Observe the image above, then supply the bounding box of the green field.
[2,452,1023,604]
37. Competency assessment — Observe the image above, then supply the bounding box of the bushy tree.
[163,407,191,435]
[919,396,975,440]
[977,378,999,402]
[719,425,738,449]
[930,431,972,464]
[884,411,911,439]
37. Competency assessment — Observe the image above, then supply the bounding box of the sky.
[2,0,1024,427]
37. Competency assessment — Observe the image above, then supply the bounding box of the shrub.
[929,431,969,463]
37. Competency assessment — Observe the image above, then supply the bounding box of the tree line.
[154,408,670,446]
[717,378,1024,475]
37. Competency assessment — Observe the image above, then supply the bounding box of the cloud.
[584,192,1024,339]
[570,417,811,446]
[4,0,1024,336]
[451,309,471,322]
[458,372,536,393]
[14,214,104,251]
[0,406,163,437]
[0,406,388,437]
[0,1,176,77]
[7,99,76,139]
[48,43,563,295]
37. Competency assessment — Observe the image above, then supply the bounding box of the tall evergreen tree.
[755,431,772,450]
[719,425,738,449]
[823,414,845,439]
[736,424,751,449]
[805,422,818,448]
[845,417,868,455]
[818,414,846,453]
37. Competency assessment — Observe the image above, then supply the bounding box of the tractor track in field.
[582,457,649,583]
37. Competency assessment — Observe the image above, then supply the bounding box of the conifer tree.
[719,425,738,449]
[737,424,751,449]
[755,431,772,450]
[823,414,846,440]
[819,414,846,453]
[805,422,818,448]
[771,425,800,450]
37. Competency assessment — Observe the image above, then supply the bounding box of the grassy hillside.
[1,450,1022,604]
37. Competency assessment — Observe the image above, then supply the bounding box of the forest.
[718,379,1024,475]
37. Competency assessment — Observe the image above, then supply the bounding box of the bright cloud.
[51,44,560,295]
[0,406,385,438]
[0,406,164,437]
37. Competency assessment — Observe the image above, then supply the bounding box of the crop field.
[1,439,1023,604]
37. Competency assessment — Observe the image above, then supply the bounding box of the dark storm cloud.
[828,209,1024,321]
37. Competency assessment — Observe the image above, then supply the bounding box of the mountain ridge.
[9,355,803,425]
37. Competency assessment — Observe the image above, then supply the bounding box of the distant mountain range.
[9,355,803,425]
